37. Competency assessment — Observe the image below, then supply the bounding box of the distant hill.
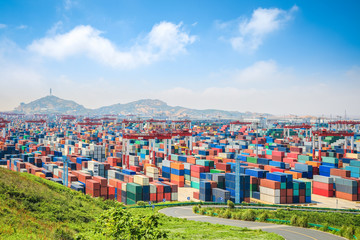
[13,95,269,119]
[14,95,89,115]
[95,99,249,119]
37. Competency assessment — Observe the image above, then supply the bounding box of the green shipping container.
[247,157,258,164]
[191,181,200,189]
[322,157,339,164]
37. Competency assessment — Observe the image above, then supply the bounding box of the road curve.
[159,206,345,240]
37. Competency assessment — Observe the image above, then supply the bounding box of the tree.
[95,208,167,239]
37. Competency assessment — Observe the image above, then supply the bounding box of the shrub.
[258,212,269,222]
[234,212,242,220]
[95,207,168,240]
[53,226,74,240]
[136,201,146,206]
[199,208,206,215]
[346,226,356,239]
[227,200,235,209]
[339,226,347,237]
[321,223,329,232]
[297,216,308,228]
[222,209,232,219]
[290,215,298,226]
[242,209,256,221]
[192,205,199,213]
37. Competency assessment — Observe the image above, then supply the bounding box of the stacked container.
[334,178,358,201]
[312,175,334,197]
[170,162,185,187]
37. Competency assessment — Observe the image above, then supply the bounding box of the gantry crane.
[121,129,193,169]
[171,120,191,130]
[312,129,355,161]
[229,121,252,135]
[76,121,102,133]
[145,119,167,131]
[25,119,47,130]
[0,118,11,139]
[121,119,144,132]
[329,120,360,132]
[283,124,313,140]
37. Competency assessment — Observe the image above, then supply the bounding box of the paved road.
[159,206,345,240]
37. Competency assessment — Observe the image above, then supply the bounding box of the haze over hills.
[13,95,270,119]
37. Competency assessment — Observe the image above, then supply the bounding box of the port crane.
[229,121,252,135]
[121,130,193,169]
[283,124,312,140]
[329,120,360,132]
[312,129,355,161]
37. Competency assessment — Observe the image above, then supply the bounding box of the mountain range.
[13,95,269,119]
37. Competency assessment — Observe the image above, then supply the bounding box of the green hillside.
[0,168,282,240]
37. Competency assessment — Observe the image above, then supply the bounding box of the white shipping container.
[260,193,280,204]
[259,186,280,197]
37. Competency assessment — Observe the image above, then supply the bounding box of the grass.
[198,206,360,239]
[0,168,282,239]
[128,207,283,239]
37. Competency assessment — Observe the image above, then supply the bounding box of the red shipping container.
[93,176,107,186]
[164,192,171,201]
[100,186,107,196]
[313,187,333,197]
[260,179,280,189]
[150,193,157,202]
[86,180,100,190]
[107,185,115,195]
[313,181,333,191]
[193,191,200,200]
[157,193,163,202]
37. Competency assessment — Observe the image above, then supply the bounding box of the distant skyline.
[0,0,359,116]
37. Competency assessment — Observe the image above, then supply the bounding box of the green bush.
[297,216,308,228]
[290,215,298,226]
[53,226,74,240]
[234,212,242,220]
[258,212,269,222]
[95,207,168,240]
[321,223,329,232]
[227,200,235,209]
[199,208,206,215]
[222,209,232,219]
[137,201,146,206]
[339,226,347,237]
[345,226,356,239]
[242,209,256,221]
[192,205,199,213]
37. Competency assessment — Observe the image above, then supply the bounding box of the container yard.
[1,115,360,208]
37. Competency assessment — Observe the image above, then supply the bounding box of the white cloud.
[345,66,360,84]
[153,62,359,116]
[64,0,76,10]
[17,25,28,30]
[226,5,298,52]
[233,60,285,83]
[28,22,196,68]
[0,24,7,29]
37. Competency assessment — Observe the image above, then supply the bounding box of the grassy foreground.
[197,205,359,239]
[128,207,282,240]
[0,168,282,239]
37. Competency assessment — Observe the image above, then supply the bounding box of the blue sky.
[0,0,359,116]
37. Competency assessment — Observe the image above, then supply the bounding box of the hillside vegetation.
[0,168,282,239]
